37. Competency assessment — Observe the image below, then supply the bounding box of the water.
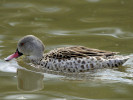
[0,0,133,99]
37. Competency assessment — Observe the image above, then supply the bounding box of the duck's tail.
[104,55,129,68]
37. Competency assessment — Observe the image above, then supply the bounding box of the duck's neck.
[26,54,44,63]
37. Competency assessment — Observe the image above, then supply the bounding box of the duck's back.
[45,46,117,59]
[40,46,129,72]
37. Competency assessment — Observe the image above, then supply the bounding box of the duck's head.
[5,35,45,61]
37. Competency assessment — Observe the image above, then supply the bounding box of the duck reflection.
[17,68,44,92]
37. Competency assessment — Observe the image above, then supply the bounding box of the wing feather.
[45,46,118,59]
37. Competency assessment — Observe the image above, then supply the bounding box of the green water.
[1,0,133,99]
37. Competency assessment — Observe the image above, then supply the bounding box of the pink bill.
[5,52,19,61]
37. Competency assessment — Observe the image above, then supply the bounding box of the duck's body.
[32,46,129,73]
[5,35,129,73]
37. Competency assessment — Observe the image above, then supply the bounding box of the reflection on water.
[17,68,44,92]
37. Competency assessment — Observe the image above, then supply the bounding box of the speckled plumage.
[31,46,129,73]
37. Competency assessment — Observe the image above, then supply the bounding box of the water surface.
[0,0,133,99]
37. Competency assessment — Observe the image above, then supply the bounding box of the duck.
[5,35,129,73]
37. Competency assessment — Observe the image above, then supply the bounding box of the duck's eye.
[20,43,24,46]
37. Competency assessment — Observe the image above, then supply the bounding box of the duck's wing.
[45,46,118,59]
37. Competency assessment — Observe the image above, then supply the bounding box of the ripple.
[37,6,61,13]
[35,5,70,13]
[1,92,89,100]
[2,93,50,99]
[1,2,71,14]
[1,3,34,8]
[0,60,18,73]
[92,69,133,84]
[86,0,101,2]
[8,22,19,27]
[34,17,54,22]
[80,17,109,23]
[46,27,133,38]
[8,21,48,28]
[48,30,72,36]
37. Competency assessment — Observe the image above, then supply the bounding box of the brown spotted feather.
[44,46,118,59]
